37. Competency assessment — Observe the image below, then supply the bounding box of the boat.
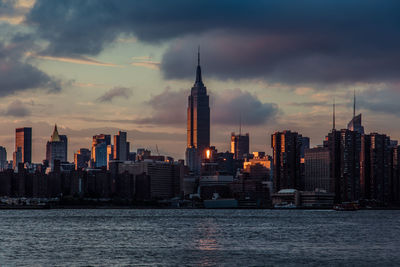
[203,193,238,209]
[333,202,360,211]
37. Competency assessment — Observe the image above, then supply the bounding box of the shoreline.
[1,205,400,210]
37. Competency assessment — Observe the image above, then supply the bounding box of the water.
[0,209,399,266]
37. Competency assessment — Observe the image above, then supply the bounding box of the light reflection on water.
[0,209,399,266]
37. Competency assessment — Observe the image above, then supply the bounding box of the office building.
[271,130,305,192]
[91,134,111,168]
[113,131,129,161]
[74,148,91,170]
[15,127,32,165]
[0,146,7,170]
[231,132,250,160]
[186,49,210,173]
[46,125,68,169]
[304,147,331,192]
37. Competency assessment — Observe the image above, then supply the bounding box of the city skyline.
[1,1,400,162]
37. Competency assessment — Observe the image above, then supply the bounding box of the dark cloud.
[212,89,278,125]
[135,87,278,126]
[26,1,400,84]
[0,36,62,96]
[3,100,31,117]
[357,84,400,116]
[97,87,132,102]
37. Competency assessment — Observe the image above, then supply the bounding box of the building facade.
[46,125,68,169]
[15,127,32,165]
[271,130,304,192]
[186,50,210,173]
[231,132,250,160]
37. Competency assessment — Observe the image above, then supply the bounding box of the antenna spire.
[353,89,356,119]
[197,46,200,66]
[333,97,336,130]
[239,114,242,135]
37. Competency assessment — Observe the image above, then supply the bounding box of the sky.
[1,0,400,162]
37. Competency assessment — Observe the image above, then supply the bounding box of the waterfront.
[0,209,399,266]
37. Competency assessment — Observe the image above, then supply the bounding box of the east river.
[0,209,399,266]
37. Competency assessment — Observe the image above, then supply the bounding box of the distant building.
[347,92,365,134]
[15,127,32,165]
[231,132,250,160]
[118,160,183,200]
[0,146,7,170]
[360,133,391,202]
[271,130,305,192]
[243,155,271,181]
[74,148,91,170]
[325,128,361,203]
[304,147,331,192]
[46,125,68,169]
[186,49,210,173]
[113,131,129,161]
[13,147,22,170]
[91,134,111,168]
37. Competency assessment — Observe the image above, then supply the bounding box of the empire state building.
[186,50,210,172]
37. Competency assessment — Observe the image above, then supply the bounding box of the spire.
[353,89,356,119]
[194,46,203,86]
[333,97,336,130]
[51,124,60,142]
[239,114,242,136]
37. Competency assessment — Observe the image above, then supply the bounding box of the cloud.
[25,1,400,84]
[3,99,31,117]
[0,38,62,96]
[212,88,278,125]
[135,87,278,126]
[97,87,132,102]
[357,83,400,116]
[131,61,160,70]
[32,53,121,67]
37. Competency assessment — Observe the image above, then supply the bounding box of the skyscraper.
[271,130,305,192]
[0,146,7,170]
[74,148,91,170]
[231,132,250,160]
[46,124,68,169]
[15,127,32,165]
[91,134,111,168]
[347,90,365,134]
[113,131,129,161]
[186,49,210,173]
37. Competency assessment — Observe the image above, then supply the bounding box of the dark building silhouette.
[271,130,305,192]
[186,49,210,173]
[14,127,32,166]
[360,133,392,202]
[347,91,365,134]
[231,132,249,160]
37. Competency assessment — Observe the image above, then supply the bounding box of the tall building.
[0,146,7,170]
[91,134,111,168]
[74,148,91,170]
[360,133,391,202]
[186,49,210,173]
[46,125,68,169]
[113,131,129,161]
[271,130,305,192]
[304,147,331,192]
[15,127,32,165]
[347,91,365,134]
[231,132,249,160]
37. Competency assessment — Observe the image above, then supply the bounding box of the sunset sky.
[1,0,400,162]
